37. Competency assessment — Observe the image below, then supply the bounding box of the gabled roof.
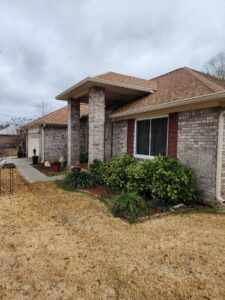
[55,72,155,101]
[24,104,88,128]
[110,67,225,117]
[96,71,157,90]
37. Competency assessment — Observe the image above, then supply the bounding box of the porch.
[55,73,154,167]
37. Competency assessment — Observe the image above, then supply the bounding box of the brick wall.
[0,135,15,148]
[44,125,68,161]
[80,117,88,153]
[127,119,135,156]
[112,120,128,157]
[220,113,225,198]
[168,113,178,158]
[177,107,220,203]
[88,87,105,162]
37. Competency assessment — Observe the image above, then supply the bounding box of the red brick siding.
[127,119,134,156]
[168,113,178,158]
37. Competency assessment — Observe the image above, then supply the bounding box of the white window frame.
[134,115,168,159]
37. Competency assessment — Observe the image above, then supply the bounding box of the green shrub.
[103,155,136,190]
[126,160,155,197]
[111,192,147,222]
[89,159,106,185]
[64,170,94,189]
[80,152,88,163]
[151,156,196,205]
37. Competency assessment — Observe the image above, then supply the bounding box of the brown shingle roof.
[25,104,88,128]
[96,71,157,90]
[111,67,225,115]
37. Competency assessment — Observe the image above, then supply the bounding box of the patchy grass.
[2,147,17,156]
[0,171,225,299]
[176,206,225,215]
[54,180,77,192]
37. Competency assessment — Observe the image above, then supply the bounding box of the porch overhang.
[109,91,225,120]
[55,77,154,106]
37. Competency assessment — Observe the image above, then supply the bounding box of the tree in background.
[203,51,225,79]
[35,101,55,117]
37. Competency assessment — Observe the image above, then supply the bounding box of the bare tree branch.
[35,101,55,117]
[203,51,225,79]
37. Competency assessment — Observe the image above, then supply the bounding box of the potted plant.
[52,161,61,172]
[32,148,39,165]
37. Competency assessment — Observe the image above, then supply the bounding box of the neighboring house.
[55,67,225,204]
[0,125,17,148]
[23,104,88,161]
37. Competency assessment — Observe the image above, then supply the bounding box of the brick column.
[68,99,80,166]
[88,87,105,162]
[104,117,113,162]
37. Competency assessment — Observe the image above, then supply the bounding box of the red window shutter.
[127,119,135,156]
[168,113,178,158]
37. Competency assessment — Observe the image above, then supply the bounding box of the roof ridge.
[149,67,188,81]
[185,68,224,93]
[96,71,149,81]
[35,105,67,123]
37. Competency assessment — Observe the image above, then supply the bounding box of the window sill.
[134,154,155,160]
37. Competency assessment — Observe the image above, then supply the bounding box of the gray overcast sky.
[0,0,225,120]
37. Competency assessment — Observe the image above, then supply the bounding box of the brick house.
[23,104,88,161]
[56,67,225,204]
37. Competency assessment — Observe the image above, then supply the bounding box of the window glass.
[150,118,168,156]
[136,120,150,155]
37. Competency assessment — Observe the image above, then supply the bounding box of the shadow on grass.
[54,181,78,193]
[177,207,225,216]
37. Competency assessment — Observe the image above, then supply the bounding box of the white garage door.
[28,128,40,158]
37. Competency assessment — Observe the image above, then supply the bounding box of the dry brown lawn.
[0,171,225,299]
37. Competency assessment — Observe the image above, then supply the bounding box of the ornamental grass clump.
[111,192,147,223]
[64,170,94,189]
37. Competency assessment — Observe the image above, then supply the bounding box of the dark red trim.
[127,119,135,156]
[168,113,178,158]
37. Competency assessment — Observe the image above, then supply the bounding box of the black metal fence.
[0,163,15,195]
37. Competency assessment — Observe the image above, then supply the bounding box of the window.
[135,117,168,158]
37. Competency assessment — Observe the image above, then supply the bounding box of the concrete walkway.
[6,157,65,183]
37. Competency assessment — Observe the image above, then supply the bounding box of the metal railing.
[0,160,15,195]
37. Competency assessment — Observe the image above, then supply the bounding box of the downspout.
[41,124,46,162]
[216,111,225,204]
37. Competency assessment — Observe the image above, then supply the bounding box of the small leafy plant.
[89,159,106,185]
[111,192,147,222]
[151,156,196,205]
[103,155,136,190]
[64,170,94,189]
[126,159,155,198]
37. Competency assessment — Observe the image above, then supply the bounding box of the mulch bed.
[33,164,67,177]
[80,186,118,197]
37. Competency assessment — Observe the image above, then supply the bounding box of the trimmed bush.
[126,160,155,197]
[64,170,94,189]
[89,159,106,185]
[111,192,147,222]
[151,156,196,205]
[103,155,136,190]
[88,155,197,207]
